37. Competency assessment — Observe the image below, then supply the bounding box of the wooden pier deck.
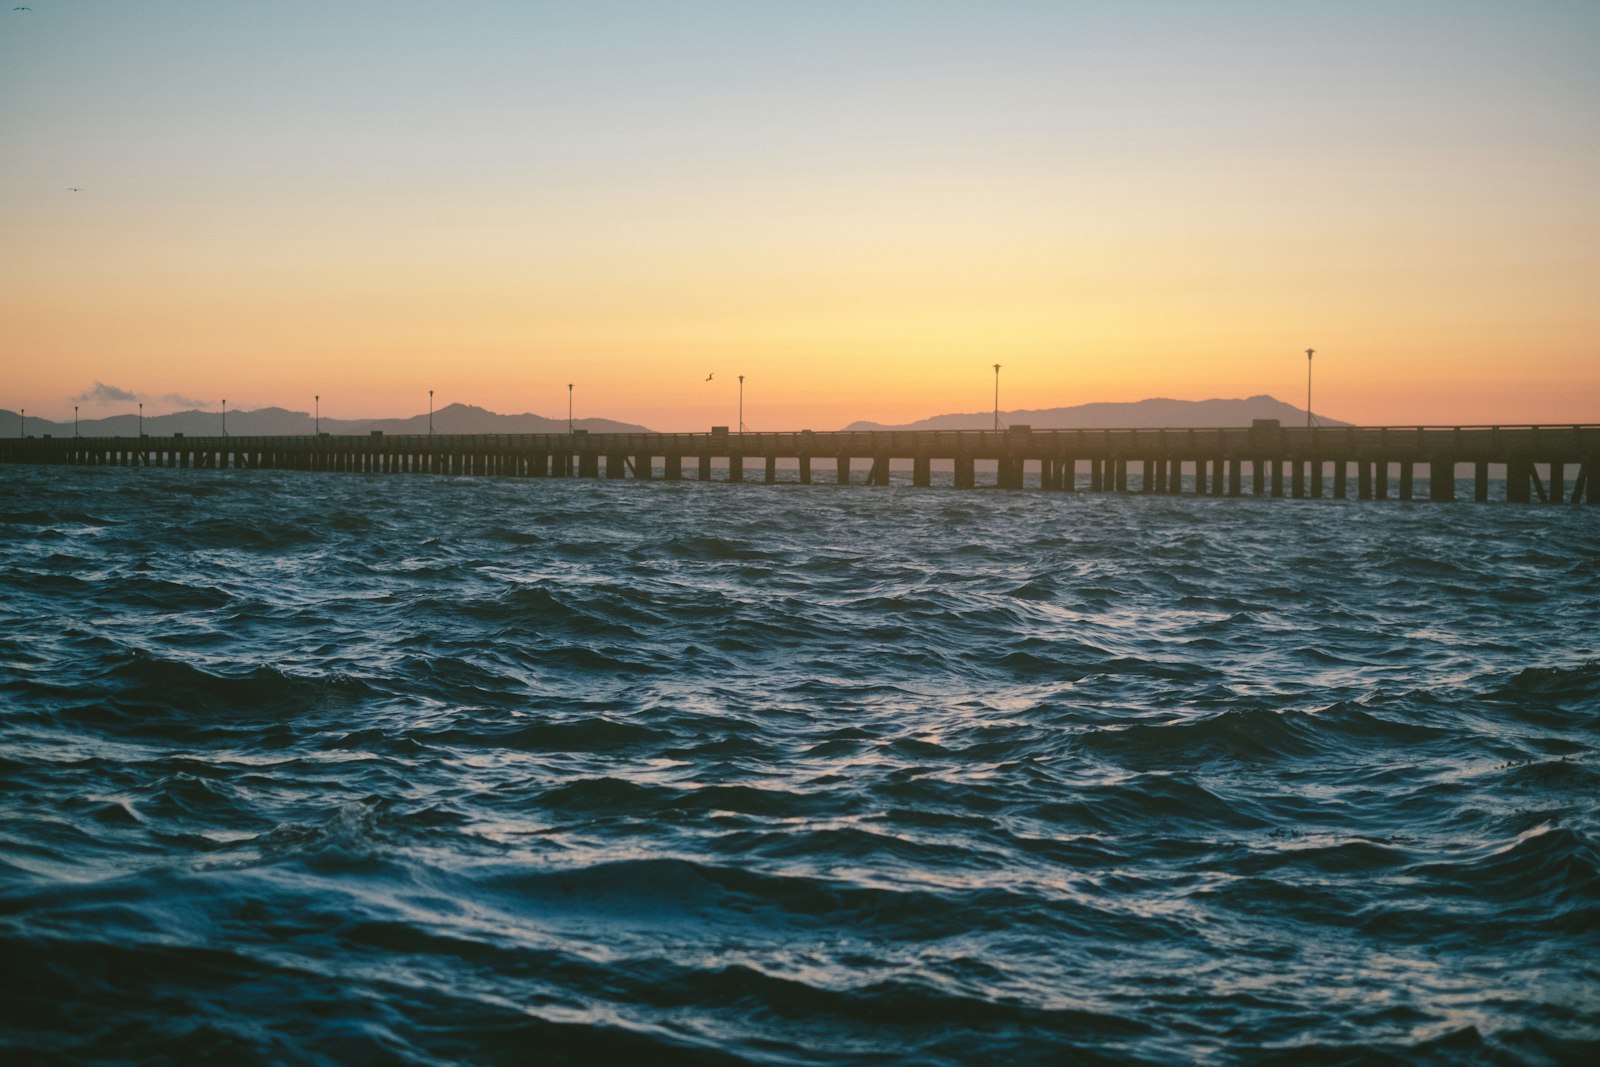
[3,424,1596,504]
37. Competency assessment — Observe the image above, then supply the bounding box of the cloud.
[73,381,140,405]
[69,383,213,410]
[160,392,211,409]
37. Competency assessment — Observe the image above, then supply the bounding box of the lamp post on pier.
[428,390,433,437]
[138,402,143,437]
[993,363,1001,431]
[315,395,320,434]
[567,383,573,433]
[738,375,745,433]
[18,408,22,438]
[1306,348,1314,429]
[221,399,227,437]
[74,405,79,437]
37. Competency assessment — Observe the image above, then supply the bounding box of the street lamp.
[315,395,320,434]
[993,363,1001,431]
[428,390,434,436]
[567,383,573,433]
[74,405,79,437]
[139,402,143,437]
[1305,348,1314,429]
[738,375,745,433]
[222,399,227,437]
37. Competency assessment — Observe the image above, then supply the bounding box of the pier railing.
[3,424,1596,503]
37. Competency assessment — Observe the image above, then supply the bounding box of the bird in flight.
[67,187,81,192]
[705,372,714,381]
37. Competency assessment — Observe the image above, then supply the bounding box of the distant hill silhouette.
[844,395,1348,431]
[5,395,1342,437]
[0,403,650,438]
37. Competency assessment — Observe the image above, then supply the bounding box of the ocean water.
[1,465,1597,1066]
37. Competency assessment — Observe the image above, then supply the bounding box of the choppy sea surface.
[1,465,1597,1066]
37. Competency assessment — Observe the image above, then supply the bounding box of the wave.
[2,467,1597,1064]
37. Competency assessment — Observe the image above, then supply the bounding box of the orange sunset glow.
[3,2,1596,430]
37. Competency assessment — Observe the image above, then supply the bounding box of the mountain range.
[0,403,650,438]
[844,395,1345,431]
[2,395,1344,438]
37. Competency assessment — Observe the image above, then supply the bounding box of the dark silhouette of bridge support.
[1429,460,1455,502]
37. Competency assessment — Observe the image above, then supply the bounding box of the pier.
[3,423,1596,504]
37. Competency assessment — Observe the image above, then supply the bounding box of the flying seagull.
[67,187,81,192]
[705,372,714,381]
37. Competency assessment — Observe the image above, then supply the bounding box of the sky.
[2,1,1597,430]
